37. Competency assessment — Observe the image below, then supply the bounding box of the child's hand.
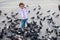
[22,16,25,18]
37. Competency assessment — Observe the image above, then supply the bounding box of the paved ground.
[0,0,60,40]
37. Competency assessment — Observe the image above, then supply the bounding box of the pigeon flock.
[0,5,60,40]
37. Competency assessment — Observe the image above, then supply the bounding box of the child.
[19,3,28,28]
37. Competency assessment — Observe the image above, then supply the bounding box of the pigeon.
[11,15,15,18]
[31,17,35,19]
[39,13,43,16]
[52,25,60,28]
[47,17,53,21]
[11,15,16,19]
[33,8,36,11]
[0,29,4,39]
[46,15,50,17]
[10,22,17,28]
[14,19,21,24]
[46,28,49,33]
[27,22,31,27]
[0,10,2,13]
[52,12,55,15]
[28,10,30,13]
[37,16,40,19]
[36,11,40,15]
[36,38,41,40]
[50,30,53,33]
[52,21,55,25]
[38,5,41,8]
[42,17,46,21]
[46,29,54,34]
[15,13,18,15]
[6,16,11,20]
[42,36,45,38]
[38,5,41,10]
[40,18,43,21]
[38,7,41,10]
[39,21,43,26]
[24,31,31,37]
[2,20,5,23]
[14,19,19,22]
[0,10,2,15]
[37,27,42,32]
[11,12,14,14]
[14,19,21,22]
[47,10,50,12]
[8,19,12,23]
[32,20,37,26]
[26,5,29,7]
[4,13,7,16]
[52,37,57,40]
[55,14,60,18]
[6,31,13,38]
